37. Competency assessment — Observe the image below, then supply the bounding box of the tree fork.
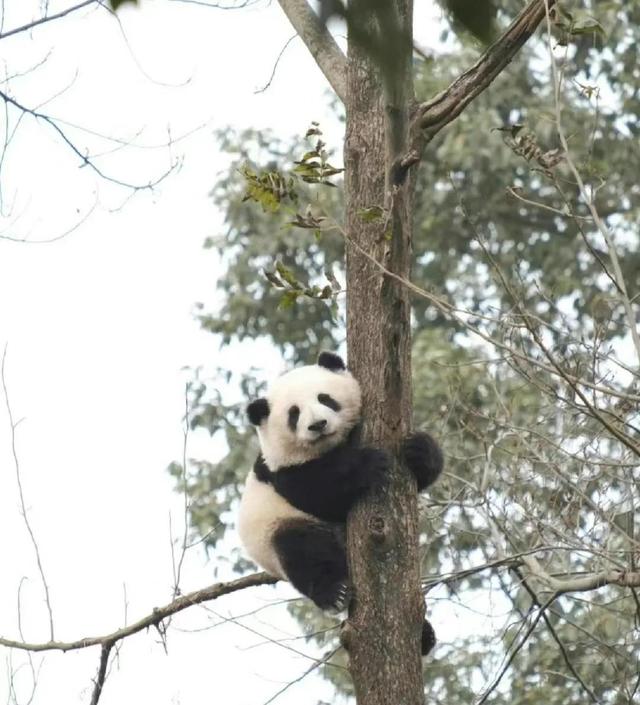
[345,1,423,703]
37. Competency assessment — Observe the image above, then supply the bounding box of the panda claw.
[332,583,351,612]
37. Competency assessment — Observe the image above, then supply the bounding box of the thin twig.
[514,568,600,703]
[0,572,277,653]
[2,346,55,640]
[254,34,297,94]
[171,383,191,597]
[261,646,341,705]
[0,88,177,191]
[477,593,557,705]
[0,0,98,40]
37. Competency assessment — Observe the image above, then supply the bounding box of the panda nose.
[308,419,327,433]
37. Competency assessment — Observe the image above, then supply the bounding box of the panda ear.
[317,351,346,372]
[247,398,270,426]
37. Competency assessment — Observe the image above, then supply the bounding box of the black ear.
[317,351,346,372]
[247,398,270,426]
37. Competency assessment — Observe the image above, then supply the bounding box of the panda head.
[247,352,362,470]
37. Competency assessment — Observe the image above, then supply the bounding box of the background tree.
[177,1,640,702]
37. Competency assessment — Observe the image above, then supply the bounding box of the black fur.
[421,618,436,656]
[273,518,348,610]
[340,615,435,656]
[317,393,341,411]
[247,398,269,426]
[253,455,272,483]
[317,351,346,372]
[263,443,389,523]
[288,405,300,431]
[401,432,443,491]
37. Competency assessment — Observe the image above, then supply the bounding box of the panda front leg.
[400,431,444,491]
[273,519,349,611]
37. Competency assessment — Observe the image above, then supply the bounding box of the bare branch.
[168,0,261,8]
[0,572,277,653]
[0,0,99,41]
[525,559,640,594]
[89,643,112,705]
[277,0,347,103]
[254,34,298,94]
[326,220,640,421]
[261,646,341,705]
[514,569,600,703]
[2,346,55,641]
[171,383,192,598]
[477,592,557,705]
[414,0,556,143]
[0,88,178,192]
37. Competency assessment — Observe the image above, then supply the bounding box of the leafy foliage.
[440,0,497,44]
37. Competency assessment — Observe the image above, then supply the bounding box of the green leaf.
[279,290,300,309]
[264,270,286,289]
[569,15,606,37]
[275,261,300,288]
[109,0,137,9]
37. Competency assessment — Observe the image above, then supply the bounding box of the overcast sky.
[0,2,449,704]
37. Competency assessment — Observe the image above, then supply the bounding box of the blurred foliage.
[170,0,640,701]
[108,0,137,10]
[439,0,497,44]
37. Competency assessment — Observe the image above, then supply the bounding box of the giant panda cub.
[237,351,443,654]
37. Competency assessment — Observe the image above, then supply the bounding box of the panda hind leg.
[273,519,349,612]
[401,432,443,491]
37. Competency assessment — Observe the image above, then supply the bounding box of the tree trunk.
[344,2,423,703]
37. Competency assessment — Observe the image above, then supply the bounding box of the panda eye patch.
[318,393,341,412]
[288,405,300,431]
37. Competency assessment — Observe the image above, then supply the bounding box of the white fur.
[257,364,361,470]
[237,471,313,578]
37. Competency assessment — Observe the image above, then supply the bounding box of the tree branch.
[526,562,640,594]
[89,643,112,705]
[0,0,99,41]
[514,568,600,704]
[0,572,277,653]
[412,0,556,146]
[0,88,177,191]
[276,0,347,103]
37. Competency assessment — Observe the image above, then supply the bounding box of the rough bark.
[344,2,423,703]
[274,1,557,702]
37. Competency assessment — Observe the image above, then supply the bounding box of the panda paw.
[422,618,436,656]
[357,447,391,493]
[401,432,443,492]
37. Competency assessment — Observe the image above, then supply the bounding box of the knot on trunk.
[368,515,388,544]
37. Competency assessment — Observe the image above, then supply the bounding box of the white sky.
[0,2,452,704]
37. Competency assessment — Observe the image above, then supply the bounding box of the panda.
[237,351,443,654]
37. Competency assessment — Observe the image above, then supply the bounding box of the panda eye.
[288,405,300,431]
[318,393,341,412]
